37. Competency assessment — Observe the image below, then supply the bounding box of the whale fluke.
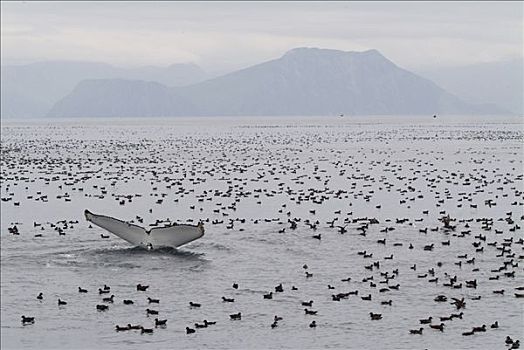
[84,209,204,249]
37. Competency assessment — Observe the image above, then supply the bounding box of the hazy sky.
[1,1,522,72]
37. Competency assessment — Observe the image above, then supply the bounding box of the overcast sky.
[1,1,522,73]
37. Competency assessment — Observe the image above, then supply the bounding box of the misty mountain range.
[1,62,207,118]
[1,48,520,118]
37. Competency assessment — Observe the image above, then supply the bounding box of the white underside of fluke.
[84,209,204,249]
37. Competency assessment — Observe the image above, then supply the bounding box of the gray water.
[1,116,523,349]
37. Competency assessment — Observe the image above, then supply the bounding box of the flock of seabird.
[2,121,523,348]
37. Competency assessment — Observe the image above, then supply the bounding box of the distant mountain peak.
[283,47,344,58]
[281,47,391,68]
[360,48,383,57]
[283,47,384,58]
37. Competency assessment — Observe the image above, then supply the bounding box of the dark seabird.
[137,284,149,291]
[21,316,35,324]
[409,328,423,334]
[155,318,167,327]
[141,327,153,334]
[230,312,241,320]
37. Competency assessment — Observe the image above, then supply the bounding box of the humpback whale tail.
[84,209,204,249]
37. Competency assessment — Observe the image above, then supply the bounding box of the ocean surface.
[1,115,523,349]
